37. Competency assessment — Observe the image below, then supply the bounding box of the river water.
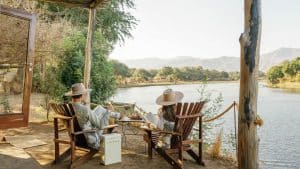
[111,82,300,169]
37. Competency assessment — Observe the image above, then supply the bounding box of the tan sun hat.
[156,89,184,106]
[64,83,92,97]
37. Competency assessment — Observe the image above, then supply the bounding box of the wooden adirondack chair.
[50,103,118,169]
[142,102,206,169]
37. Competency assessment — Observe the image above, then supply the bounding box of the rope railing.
[202,101,238,123]
[202,101,239,157]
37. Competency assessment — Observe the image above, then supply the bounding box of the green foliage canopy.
[30,0,137,103]
[111,59,130,77]
[38,0,137,45]
[58,30,115,104]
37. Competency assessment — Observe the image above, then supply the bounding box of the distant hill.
[120,56,240,71]
[260,48,300,71]
[119,48,300,72]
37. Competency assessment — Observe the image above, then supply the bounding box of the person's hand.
[107,102,114,111]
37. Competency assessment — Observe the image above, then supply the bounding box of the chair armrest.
[54,115,72,120]
[140,126,153,131]
[72,125,118,135]
[103,124,118,130]
[176,114,202,119]
[193,127,200,131]
[141,126,181,136]
[157,130,181,136]
[72,129,97,135]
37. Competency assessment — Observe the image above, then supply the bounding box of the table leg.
[121,122,127,147]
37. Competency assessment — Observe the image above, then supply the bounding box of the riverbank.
[118,80,239,88]
[267,81,300,89]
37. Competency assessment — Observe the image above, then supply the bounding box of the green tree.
[296,57,300,72]
[38,0,137,45]
[111,59,130,77]
[296,73,300,82]
[267,66,284,84]
[229,71,240,80]
[148,69,159,78]
[131,69,151,82]
[90,57,116,104]
[58,30,115,104]
[283,61,298,77]
[158,66,174,79]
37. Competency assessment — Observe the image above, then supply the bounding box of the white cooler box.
[99,133,122,165]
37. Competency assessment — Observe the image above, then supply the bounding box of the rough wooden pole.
[84,7,96,104]
[238,0,261,169]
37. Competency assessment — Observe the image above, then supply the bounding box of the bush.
[33,64,67,101]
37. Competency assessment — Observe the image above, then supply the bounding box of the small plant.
[196,82,224,145]
[210,129,223,159]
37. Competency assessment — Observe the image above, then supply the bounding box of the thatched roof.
[41,0,107,8]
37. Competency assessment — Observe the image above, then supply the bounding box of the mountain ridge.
[117,48,300,72]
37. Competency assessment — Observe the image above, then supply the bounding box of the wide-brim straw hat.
[64,83,92,97]
[156,89,184,106]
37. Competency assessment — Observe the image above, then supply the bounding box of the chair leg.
[199,116,205,166]
[187,149,205,166]
[147,131,153,159]
[70,149,98,169]
[70,140,76,164]
[54,118,59,163]
[178,136,183,166]
[155,148,182,169]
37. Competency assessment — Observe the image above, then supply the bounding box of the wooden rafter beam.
[41,0,91,8]
[40,0,108,8]
[89,0,107,8]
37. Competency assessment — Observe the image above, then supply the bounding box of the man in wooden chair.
[51,83,121,168]
[143,89,205,169]
[64,83,121,150]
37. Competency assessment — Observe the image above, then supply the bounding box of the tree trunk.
[83,8,96,104]
[238,0,261,169]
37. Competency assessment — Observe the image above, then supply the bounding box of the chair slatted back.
[50,103,65,116]
[171,102,205,148]
[50,103,89,149]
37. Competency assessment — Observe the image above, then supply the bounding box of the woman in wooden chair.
[145,88,184,148]
[143,89,205,169]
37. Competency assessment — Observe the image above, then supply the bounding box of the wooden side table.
[118,119,145,146]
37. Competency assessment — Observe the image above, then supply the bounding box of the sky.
[109,0,300,60]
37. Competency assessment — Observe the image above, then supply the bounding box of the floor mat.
[5,135,47,149]
[0,143,42,169]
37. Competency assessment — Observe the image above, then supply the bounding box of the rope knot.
[254,115,264,127]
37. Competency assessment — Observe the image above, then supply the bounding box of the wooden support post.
[84,7,96,104]
[238,0,261,169]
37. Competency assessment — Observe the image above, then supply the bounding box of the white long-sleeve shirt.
[72,102,120,149]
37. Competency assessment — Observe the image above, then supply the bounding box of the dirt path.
[1,123,237,169]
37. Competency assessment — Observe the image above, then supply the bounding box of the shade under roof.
[41,0,107,8]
